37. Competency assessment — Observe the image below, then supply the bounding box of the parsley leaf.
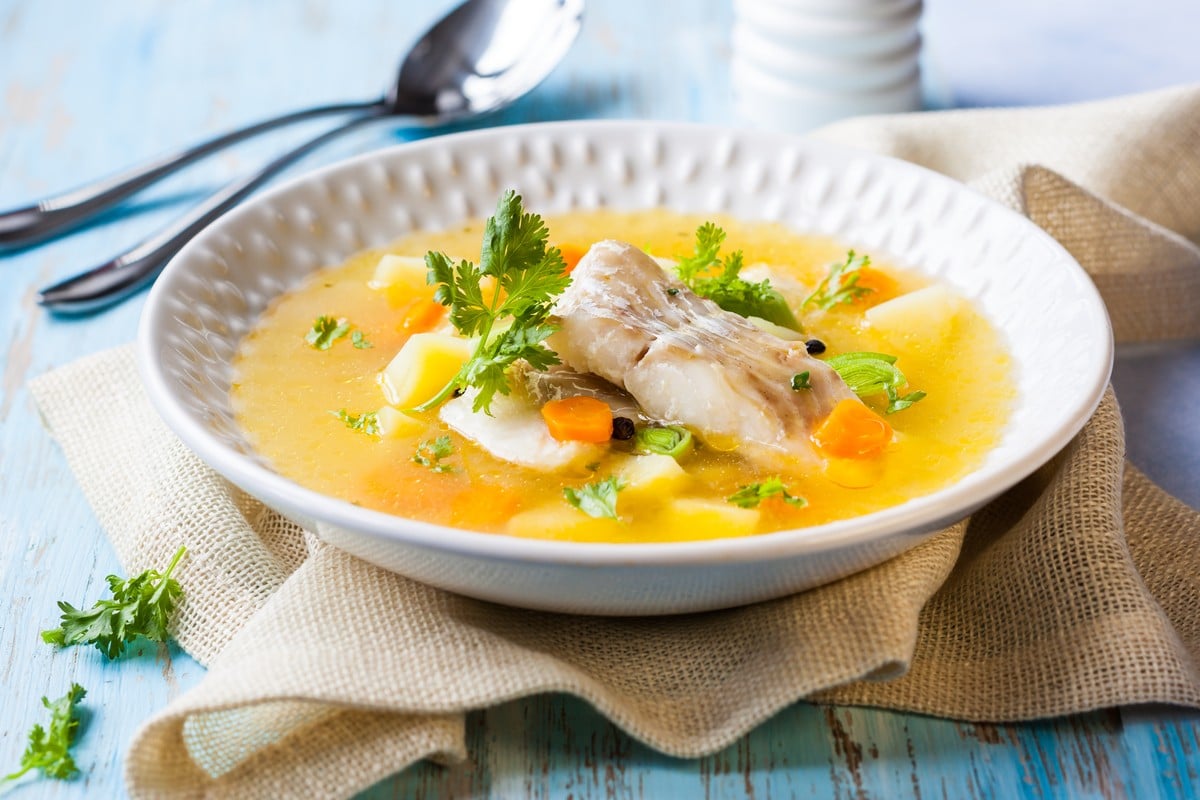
[351,330,373,349]
[563,476,625,520]
[415,191,571,413]
[306,315,351,350]
[332,409,379,436]
[824,351,926,414]
[413,435,456,473]
[727,477,807,509]
[3,684,86,786]
[804,250,874,310]
[41,547,186,659]
[675,224,801,330]
[791,371,812,390]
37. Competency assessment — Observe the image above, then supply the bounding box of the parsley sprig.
[564,476,625,520]
[825,351,926,414]
[804,250,874,310]
[3,684,86,786]
[675,223,801,330]
[727,478,807,509]
[306,316,372,351]
[42,546,186,659]
[413,191,570,414]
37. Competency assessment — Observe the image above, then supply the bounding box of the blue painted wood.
[1,1,1197,798]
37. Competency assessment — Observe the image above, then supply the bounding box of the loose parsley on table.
[804,250,874,310]
[675,223,801,330]
[412,435,456,473]
[563,476,625,520]
[727,478,807,509]
[824,351,926,414]
[41,546,187,659]
[332,409,379,436]
[413,190,571,414]
[3,684,87,787]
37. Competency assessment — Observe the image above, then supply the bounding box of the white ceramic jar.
[732,0,923,131]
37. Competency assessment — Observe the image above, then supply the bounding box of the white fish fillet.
[550,240,857,467]
[439,388,602,473]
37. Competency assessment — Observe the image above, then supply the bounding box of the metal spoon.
[2,0,582,251]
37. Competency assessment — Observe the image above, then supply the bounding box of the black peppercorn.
[805,338,826,355]
[612,416,636,440]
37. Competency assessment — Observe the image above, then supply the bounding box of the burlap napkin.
[29,85,1200,799]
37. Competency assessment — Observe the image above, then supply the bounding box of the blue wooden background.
[2,1,1198,798]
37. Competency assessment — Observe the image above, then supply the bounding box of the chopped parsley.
[351,330,373,349]
[675,223,801,330]
[412,435,456,473]
[3,684,86,786]
[332,409,379,436]
[42,547,187,659]
[791,371,812,391]
[727,478,807,509]
[804,250,874,310]
[824,351,926,414]
[563,476,625,520]
[414,191,571,414]
[305,315,351,350]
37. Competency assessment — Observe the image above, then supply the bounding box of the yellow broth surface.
[231,209,1014,543]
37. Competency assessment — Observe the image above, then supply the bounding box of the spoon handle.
[38,109,389,314]
[0,100,380,252]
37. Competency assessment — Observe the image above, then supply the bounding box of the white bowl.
[741,0,918,18]
[733,23,920,92]
[734,0,921,58]
[733,57,922,131]
[139,121,1112,615]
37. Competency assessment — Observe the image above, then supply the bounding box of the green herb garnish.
[351,330,373,349]
[332,409,379,436]
[791,371,812,391]
[563,476,625,520]
[42,547,186,659]
[675,223,801,330]
[727,477,807,509]
[306,315,351,350]
[804,250,874,310]
[414,191,570,414]
[825,351,926,414]
[412,435,456,473]
[634,425,694,459]
[3,684,86,786]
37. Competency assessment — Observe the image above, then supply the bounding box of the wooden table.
[2,1,1198,797]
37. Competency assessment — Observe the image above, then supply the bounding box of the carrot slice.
[398,298,446,333]
[852,267,899,307]
[541,396,613,443]
[559,244,588,275]
[812,399,893,459]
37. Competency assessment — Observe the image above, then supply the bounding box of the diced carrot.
[398,298,446,333]
[541,396,613,443]
[451,482,522,531]
[853,267,899,306]
[559,244,588,275]
[812,399,894,459]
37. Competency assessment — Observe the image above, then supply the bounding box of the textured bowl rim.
[138,119,1113,568]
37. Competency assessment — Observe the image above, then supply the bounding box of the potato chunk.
[506,504,622,542]
[661,498,760,538]
[369,255,429,297]
[865,285,964,347]
[613,454,690,497]
[379,333,473,408]
[375,405,424,438]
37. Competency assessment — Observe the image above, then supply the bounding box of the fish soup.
[231,198,1013,543]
